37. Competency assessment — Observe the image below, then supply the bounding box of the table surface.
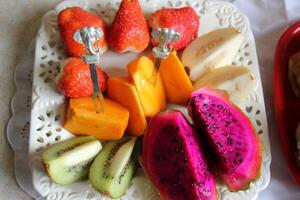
[0,1,60,199]
[1,0,299,199]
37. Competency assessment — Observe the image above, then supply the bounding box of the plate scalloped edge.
[6,0,271,200]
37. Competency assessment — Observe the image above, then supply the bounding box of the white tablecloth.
[233,0,300,199]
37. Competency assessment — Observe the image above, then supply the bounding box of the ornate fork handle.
[73,26,105,112]
[150,28,180,84]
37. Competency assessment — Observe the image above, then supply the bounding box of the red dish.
[274,21,300,186]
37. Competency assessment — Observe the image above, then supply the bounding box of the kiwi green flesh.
[45,156,94,185]
[89,136,138,199]
[42,136,101,185]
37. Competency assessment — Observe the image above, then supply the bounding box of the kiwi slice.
[89,136,138,199]
[42,136,102,185]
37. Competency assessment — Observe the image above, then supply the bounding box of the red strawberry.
[109,0,150,53]
[148,7,199,50]
[58,7,108,57]
[57,58,108,98]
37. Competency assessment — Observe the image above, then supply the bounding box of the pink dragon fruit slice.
[142,111,217,200]
[188,86,262,192]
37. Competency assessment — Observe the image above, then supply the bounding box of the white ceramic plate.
[29,0,271,199]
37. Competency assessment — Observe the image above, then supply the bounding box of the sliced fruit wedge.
[193,66,256,107]
[193,66,250,89]
[58,140,102,167]
[182,27,244,81]
[218,71,257,107]
[142,111,217,200]
[127,56,166,118]
[89,136,138,199]
[107,77,147,136]
[159,51,193,104]
[42,136,102,185]
[188,87,262,191]
[109,137,137,178]
[64,97,129,140]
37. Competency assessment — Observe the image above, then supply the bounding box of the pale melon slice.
[193,66,250,90]
[218,70,257,107]
[182,27,244,81]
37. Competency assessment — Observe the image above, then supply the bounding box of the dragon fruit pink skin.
[188,86,262,192]
[142,111,218,200]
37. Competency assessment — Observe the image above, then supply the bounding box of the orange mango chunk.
[127,56,166,117]
[159,51,193,104]
[107,77,147,136]
[64,97,129,140]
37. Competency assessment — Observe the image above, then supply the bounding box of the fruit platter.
[29,0,271,199]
